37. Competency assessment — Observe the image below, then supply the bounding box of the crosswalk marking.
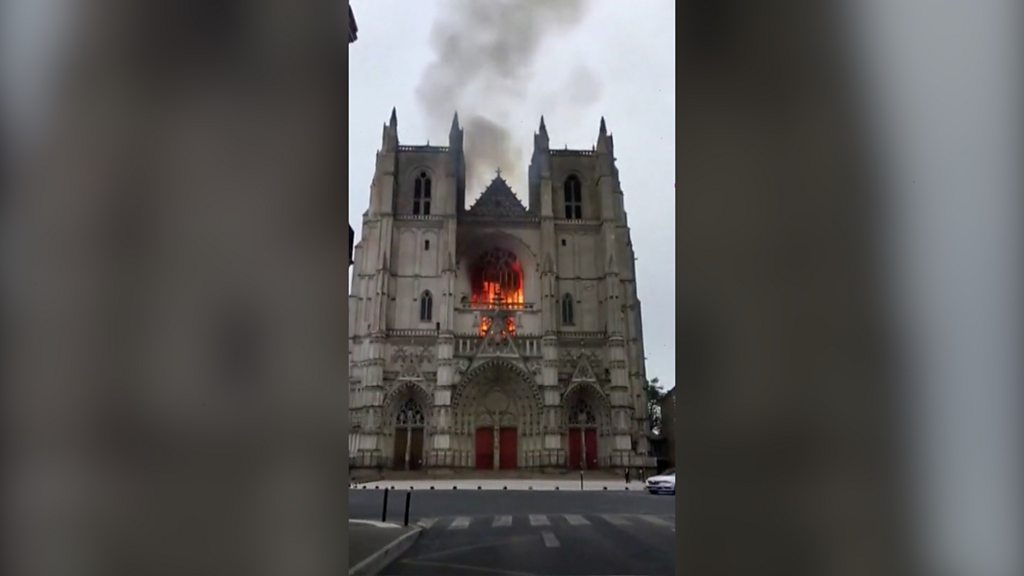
[637,515,674,529]
[541,531,560,548]
[448,516,471,530]
[422,514,675,531]
[602,514,632,526]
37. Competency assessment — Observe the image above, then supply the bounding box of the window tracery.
[564,175,582,219]
[413,172,432,215]
[471,247,524,306]
[420,290,433,322]
[561,294,575,325]
[395,398,424,426]
[568,397,596,425]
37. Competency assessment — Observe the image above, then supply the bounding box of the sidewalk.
[349,520,421,576]
[351,478,649,491]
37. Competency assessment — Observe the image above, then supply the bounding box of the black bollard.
[403,492,411,527]
[580,471,584,491]
[381,488,389,522]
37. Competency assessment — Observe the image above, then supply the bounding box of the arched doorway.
[451,360,543,470]
[563,384,611,470]
[392,397,425,470]
[567,397,599,469]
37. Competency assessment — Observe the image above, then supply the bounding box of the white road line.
[528,514,550,526]
[602,514,632,526]
[638,515,675,529]
[541,531,560,548]
[349,519,401,529]
[493,515,512,527]
[416,518,436,529]
[564,514,590,526]
[448,516,471,530]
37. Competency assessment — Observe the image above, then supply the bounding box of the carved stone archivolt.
[451,359,544,437]
[383,380,432,436]
[453,358,472,384]
[567,397,597,425]
[562,381,612,434]
[395,398,425,427]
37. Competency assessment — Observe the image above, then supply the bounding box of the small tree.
[643,377,666,435]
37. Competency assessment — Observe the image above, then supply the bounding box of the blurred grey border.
[676,1,1021,576]
[2,1,351,574]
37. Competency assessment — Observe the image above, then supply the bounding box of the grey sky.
[349,0,676,390]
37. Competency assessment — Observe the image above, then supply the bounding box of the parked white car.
[645,470,675,495]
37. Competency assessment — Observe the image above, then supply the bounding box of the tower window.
[564,175,582,219]
[424,239,430,251]
[413,172,432,215]
[561,293,575,326]
[420,290,433,322]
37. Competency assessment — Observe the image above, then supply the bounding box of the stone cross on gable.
[495,167,502,177]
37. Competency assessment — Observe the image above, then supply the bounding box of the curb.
[350,519,402,529]
[349,526,422,576]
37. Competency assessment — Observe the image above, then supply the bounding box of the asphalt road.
[350,490,676,575]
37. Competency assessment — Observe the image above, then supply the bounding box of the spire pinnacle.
[389,107,397,127]
[599,116,607,136]
[539,115,548,135]
[450,111,460,131]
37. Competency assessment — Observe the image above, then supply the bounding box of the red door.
[475,428,494,470]
[499,427,517,469]
[584,429,598,469]
[567,429,581,470]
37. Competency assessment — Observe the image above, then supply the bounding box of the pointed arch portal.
[563,383,611,470]
[452,360,543,470]
[387,385,429,471]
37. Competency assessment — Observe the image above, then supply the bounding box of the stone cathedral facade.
[349,109,655,471]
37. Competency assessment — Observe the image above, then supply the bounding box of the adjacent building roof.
[466,173,528,217]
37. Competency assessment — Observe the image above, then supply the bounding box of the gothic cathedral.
[349,110,654,472]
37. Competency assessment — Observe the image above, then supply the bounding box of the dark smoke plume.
[416,0,596,202]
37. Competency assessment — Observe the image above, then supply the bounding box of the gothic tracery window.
[413,172,432,215]
[561,294,575,326]
[568,397,596,425]
[396,398,424,426]
[563,175,582,219]
[420,290,433,322]
[471,247,524,306]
